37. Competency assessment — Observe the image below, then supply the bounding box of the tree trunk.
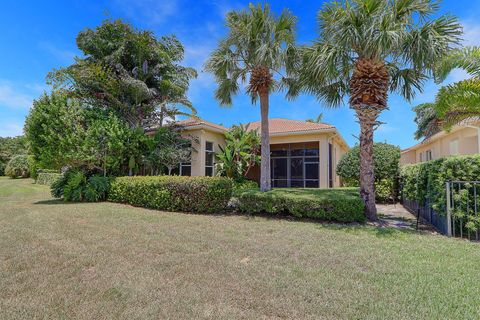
[359,120,377,220]
[259,91,271,192]
[349,59,388,221]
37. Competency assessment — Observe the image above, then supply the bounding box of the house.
[400,118,480,164]
[172,117,349,188]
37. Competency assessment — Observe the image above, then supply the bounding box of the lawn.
[1,177,480,319]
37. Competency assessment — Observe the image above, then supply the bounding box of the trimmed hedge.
[108,176,233,213]
[401,154,480,218]
[36,172,62,186]
[236,188,365,223]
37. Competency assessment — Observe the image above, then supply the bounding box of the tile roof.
[176,118,228,132]
[245,118,335,134]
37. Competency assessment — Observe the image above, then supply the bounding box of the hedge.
[108,176,233,213]
[36,172,62,186]
[236,188,365,223]
[401,154,480,218]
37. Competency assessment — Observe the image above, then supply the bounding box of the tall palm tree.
[298,0,461,220]
[205,3,298,192]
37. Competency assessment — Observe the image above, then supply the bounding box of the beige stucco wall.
[400,126,479,165]
[181,128,349,188]
[182,128,226,176]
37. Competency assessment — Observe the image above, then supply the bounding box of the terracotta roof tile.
[176,118,228,132]
[245,118,335,134]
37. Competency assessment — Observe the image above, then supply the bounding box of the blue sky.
[1,0,480,149]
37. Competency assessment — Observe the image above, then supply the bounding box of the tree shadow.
[33,199,74,205]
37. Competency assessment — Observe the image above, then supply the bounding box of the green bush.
[108,176,233,213]
[4,155,30,178]
[236,188,365,223]
[36,172,62,186]
[337,143,401,203]
[51,167,109,202]
[401,155,480,231]
[232,179,259,196]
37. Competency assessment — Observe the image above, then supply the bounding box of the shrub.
[236,188,365,223]
[232,179,259,196]
[36,172,62,186]
[4,155,30,178]
[337,143,401,202]
[51,167,109,202]
[401,155,480,213]
[108,176,233,213]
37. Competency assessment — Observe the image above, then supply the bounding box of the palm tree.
[433,47,480,128]
[298,0,461,220]
[413,103,441,140]
[205,3,298,192]
[306,112,323,123]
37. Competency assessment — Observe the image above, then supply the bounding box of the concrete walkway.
[373,204,436,233]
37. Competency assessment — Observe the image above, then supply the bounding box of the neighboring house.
[401,118,480,164]
[169,117,349,188]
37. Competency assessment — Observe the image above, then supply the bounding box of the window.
[270,143,319,188]
[426,149,433,161]
[205,141,214,176]
[450,139,459,155]
[419,152,423,162]
[179,163,191,176]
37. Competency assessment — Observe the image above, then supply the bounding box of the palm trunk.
[259,91,271,192]
[359,120,377,220]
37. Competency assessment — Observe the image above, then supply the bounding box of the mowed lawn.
[1,178,480,319]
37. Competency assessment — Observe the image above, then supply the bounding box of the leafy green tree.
[0,136,27,176]
[48,19,197,129]
[5,155,30,178]
[149,126,195,175]
[337,143,401,202]
[299,0,461,219]
[24,91,88,170]
[25,91,150,176]
[205,4,299,192]
[82,115,132,176]
[216,125,260,180]
[413,103,441,140]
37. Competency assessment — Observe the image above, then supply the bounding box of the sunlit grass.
[1,177,479,319]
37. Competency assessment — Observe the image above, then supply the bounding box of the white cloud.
[0,81,35,110]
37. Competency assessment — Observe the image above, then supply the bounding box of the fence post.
[446,181,452,237]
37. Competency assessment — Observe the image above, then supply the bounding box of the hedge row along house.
[148,118,349,188]
[400,117,480,164]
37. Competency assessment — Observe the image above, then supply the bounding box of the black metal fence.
[403,181,480,240]
[402,198,449,235]
[446,181,480,241]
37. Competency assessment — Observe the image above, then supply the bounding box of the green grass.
[257,187,360,199]
[1,177,480,319]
